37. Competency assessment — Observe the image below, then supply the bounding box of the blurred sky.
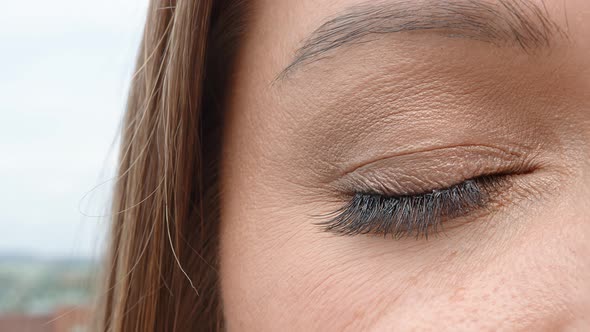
[0,0,148,258]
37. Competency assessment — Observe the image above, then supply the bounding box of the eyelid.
[312,143,545,238]
[317,174,508,238]
[328,144,536,197]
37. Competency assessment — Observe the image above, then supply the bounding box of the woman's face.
[219,0,590,330]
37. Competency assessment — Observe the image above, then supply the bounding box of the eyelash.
[318,175,505,238]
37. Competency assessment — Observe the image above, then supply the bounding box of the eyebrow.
[276,0,566,81]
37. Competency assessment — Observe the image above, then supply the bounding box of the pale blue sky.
[0,0,148,258]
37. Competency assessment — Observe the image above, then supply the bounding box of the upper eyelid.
[338,143,532,178]
[327,144,537,197]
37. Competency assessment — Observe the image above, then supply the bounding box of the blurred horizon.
[0,0,148,259]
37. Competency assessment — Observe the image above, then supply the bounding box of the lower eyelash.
[317,175,502,238]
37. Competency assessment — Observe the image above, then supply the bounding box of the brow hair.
[277,0,566,80]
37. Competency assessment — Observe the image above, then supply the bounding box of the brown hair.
[97,1,245,330]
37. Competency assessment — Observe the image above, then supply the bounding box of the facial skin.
[219,0,590,330]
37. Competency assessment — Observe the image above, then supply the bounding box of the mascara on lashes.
[318,176,498,238]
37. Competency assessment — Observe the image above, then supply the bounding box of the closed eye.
[317,175,506,239]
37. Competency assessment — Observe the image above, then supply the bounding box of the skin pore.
[219,0,590,330]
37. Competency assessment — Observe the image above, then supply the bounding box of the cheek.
[219,205,419,331]
[220,194,590,331]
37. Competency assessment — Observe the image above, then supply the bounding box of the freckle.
[448,251,458,261]
[407,275,418,286]
[450,287,466,302]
